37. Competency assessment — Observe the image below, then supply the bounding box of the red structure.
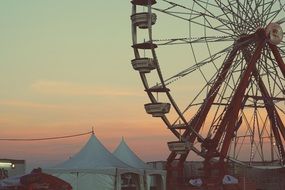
[1,168,72,190]
[131,0,285,189]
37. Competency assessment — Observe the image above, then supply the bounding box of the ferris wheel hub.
[266,23,284,45]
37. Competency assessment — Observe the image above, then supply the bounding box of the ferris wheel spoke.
[251,0,264,21]
[262,0,277,20]
[214,65,239,102]
[161,45,233,86]
[151,36,234,46]
[192,0,220,9]
[222,54,246,93]
[259,52,285,96]
[151,7,189,21]
[254,108,266,161]
[276,104,285,115]
[232,111,263,162]
[216,0,257,33]
[246,0,264,27]
[277,17,285,25]
[215,0,246,32]
[153,1,237,36]
[240,110,264,162]
[263,0,280,24]
[233,110,262,161]
[152,6,234,36]
[193,0,237,34]
[225,0,250,33]
[259,0,269,26]
[263,64,285,98]
[155,0,211,21]
[268,7,285,24]
[246,0,262,24]
[234,0,251,32]
[257,113,277,161]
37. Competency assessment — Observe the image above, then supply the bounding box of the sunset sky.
[1,0,284,173]
[0,0,177,171]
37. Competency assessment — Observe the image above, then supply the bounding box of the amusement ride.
[130,0,285,189]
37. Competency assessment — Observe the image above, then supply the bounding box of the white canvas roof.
[113,138,167,190]
[113,137,151,169]
[113,138,167,175]
[45,134,140,175]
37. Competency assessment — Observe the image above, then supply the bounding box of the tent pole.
[115,168,118,190]
[76,172,79,190]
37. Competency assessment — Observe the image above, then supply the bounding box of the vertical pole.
[270,127,275,161]
[243,175,245,190]
[76,172,79,190]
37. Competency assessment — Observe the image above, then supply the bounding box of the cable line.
[0,131,92,141]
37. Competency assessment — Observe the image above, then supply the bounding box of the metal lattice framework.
[131,0,285,186]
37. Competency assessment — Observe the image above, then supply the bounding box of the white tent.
[113,138,166,190]
[45,134,144,190]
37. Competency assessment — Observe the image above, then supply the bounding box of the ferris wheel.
[131,0,285,186]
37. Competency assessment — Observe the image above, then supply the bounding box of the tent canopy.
[113,138,166,190]
[45,134,145,190]
[113,137,151,169]
[113,137,166,176]
[45,134,140,175]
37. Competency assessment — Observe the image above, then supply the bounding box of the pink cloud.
[31,80,142,97]
[0,99,62,110]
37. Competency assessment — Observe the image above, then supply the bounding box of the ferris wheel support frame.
[203,28,285,180]
[166,33,256,183]
[270,43,285,78]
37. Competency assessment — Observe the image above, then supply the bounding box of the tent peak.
[114,138,151,169]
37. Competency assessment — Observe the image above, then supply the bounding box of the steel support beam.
[253,70,285,163]
[219,36,265,162]
[202,30,266,178]
[269,43,285,78]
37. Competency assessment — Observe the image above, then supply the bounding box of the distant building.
[0,159,25,179]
